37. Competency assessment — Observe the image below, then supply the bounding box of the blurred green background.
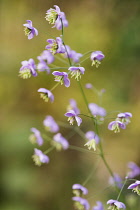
[0,0,140,209]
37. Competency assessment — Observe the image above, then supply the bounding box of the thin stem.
[55,55,69,65]
[50,82,60,91]
[44,146,55,154]
[69,145,99,155]
[82,158,100,186]
[117,177,128,200]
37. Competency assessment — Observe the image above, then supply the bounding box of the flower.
[68,66,85,81]
[19,58,37,79]
[88,103,106,117]
[84,131,100,151]
[32,148,49,166]
[46,37,65,55]
[37,59,50,74]
[128,180,140,196]
[85,83,93,89]
[37,50,54,64]
[52,133,69,151]
[72,184,88,196]
[29,128,44,146]
[108,121,126,133]
[117,112,132,125]
[107,200,126,210]
[64,45,83,63]
[67,99,80,115]
[64,110,82,126]
[52,71,70,87]
[108,173,123,189]
[127,162,140,178]
[72,197,90,210]
[92,201,104,210]
[23,20,38,39]
[90,51,105,67]
[38,88,54,102]
[45,5,68,30]
[43,115,59,133]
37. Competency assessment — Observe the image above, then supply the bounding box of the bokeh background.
[0,0,140,209]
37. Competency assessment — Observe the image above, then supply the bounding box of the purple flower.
[52,133,69,150]
[45,5,68,30]
[19,58,37,79]
[128,180,140,196]
[38,88,54,102]
[108,121,126,133]
[37,60,50,74]
[91,51,105,67]
[29,128,44,146]
[64,110,82,126]
[46,37,65,55]
[88,103,106,117]
[23,20,38,39]
[109,173,123,189]
[68,66,85,81]
[72,184,88,196]
[37,50,54,64]
[117,112,132,125]
[107,200,126,209]
[52,71,70,87]
[72,197,90,210]
[127,162,140,178]
[67,99,80,115]
[92,201,104,210]
[85,83,93,89]
[32,148,49,166]
[84,131,100,151]
[64,45,83,63]
[43,115,59,133]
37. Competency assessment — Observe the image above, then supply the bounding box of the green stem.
[117,177,128,200]
[44,146,55,154]
[69,145,99,155]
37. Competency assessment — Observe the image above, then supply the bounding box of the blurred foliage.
[0,0,140,209]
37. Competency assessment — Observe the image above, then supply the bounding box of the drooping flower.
[68,66,85,81]
[107,199,126,210]
[19,58,37,79]
[38,88,54,102]
[43,115,59,133]
[52,133,69,151]
[92,201,104,210]
[84,131,100,151]
[72,197,90,210]
[64,45,83,63]
[85,83,93,89]
[128,180,140,196]
[32,148,49,166]
[117,112,132,125]
[108,173,123,189]
[67,99,80,115]
[64,110,82,126]
[127,162,140,178]
[88,103,106,117]
[29,128,44,146]
[46,37,65,55]
[52,71,70,87]
[90,51,105,67]
[45,5,68,30]
[72,184,88,196]
[23,20,38,39]
[108,121,126,133]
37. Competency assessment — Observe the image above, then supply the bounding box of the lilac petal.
[72,184,88,195]
[128,181,140,189]
[75,116,82,126]
[72,197,90,210]
[65,110,76,117]
[53,133,69,150]
[31,127,43,146]
[63,76,70,87]
[43,115,59,133]
[34,148,49,163]
[92,201,104,210]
